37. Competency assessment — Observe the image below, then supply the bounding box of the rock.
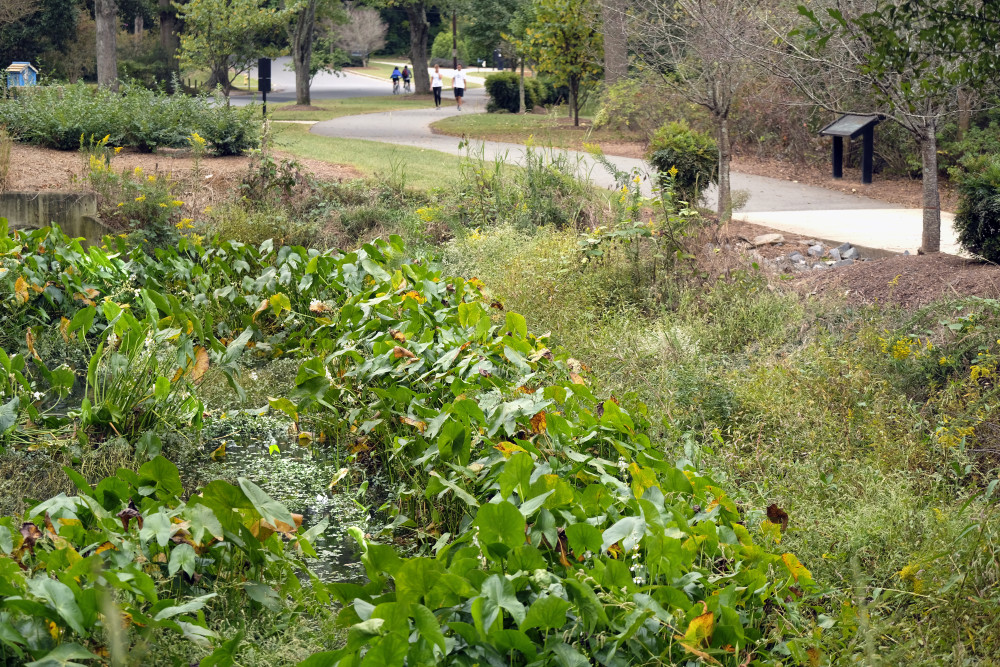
[788,251,804,262]
[813,263,828,270]
[903,250,910,256]
[843,247,860,260]
[808,243,825,258]
[833,259,855,268]
[752,233,784,247]
[828,248,841,261]
[836,242,852,254]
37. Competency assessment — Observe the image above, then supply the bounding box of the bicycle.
[392,78,400,94]
[403,79,411,93]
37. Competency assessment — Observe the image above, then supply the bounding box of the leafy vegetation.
[952,153,1000,262]
[0,82,259,155]
[647,120,718,205]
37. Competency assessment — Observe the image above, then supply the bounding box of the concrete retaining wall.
[0,191,111,242]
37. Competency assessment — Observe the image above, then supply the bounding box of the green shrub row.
[484,72,561,113]
[0,82,259,155]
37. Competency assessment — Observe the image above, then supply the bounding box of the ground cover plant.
[0,82,259,156]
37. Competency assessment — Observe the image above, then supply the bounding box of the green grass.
[431,111,645,154]
[273,123,466,191]
[270,95,452,121]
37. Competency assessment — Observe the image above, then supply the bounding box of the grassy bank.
[270,95,452,122]
[274,123,467,191]
[431,111,646,155]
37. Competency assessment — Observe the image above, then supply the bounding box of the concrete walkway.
[310,86,958,255]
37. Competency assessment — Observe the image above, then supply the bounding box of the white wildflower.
[31,391,43,400]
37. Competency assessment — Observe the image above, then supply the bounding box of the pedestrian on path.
[452,64,466,111]
[431,65,443,109]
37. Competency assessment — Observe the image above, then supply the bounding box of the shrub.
[431,29,470,64]
[484,71,542,113]
[0,82,259,155]
[647,120,718,204]
[593,76,670,136]
[953,154,1000,261]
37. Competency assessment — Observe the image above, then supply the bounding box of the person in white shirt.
[452,63,466,111]
[431,64,443,109]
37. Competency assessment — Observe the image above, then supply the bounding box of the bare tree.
[96,0,119,90]
[629,0,763,223]
[332,4,387,66]
[0,0,37,28]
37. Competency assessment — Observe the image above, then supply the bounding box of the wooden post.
[832,136,843,179]
[862,124,874,184]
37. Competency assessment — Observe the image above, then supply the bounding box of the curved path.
[306,78,957,254]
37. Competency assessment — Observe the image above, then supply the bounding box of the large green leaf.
[26,578,86,635]
[480,574,525,625]
[475,501,526,550]
[238,478,296,531]
[25,643,98,667]
[521,595,571,633]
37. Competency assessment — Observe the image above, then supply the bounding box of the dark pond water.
[181,426,381,584]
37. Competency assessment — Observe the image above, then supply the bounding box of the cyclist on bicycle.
[390,66,402,93]
[401,66,411,92]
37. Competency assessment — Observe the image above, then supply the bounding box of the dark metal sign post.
[257,57,271,116]
[819,114,880,184]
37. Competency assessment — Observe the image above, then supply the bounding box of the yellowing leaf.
[59,316,71,343]
[297,431,313,445]
[210,442,226,461]
[530,411,547,434]
[628,462,660,499]
[252,298,269,322]
[328,467,350,489]
[14,276,28,304]
[569,372,586,385]
[684,610,714,648]
[191,346,210,383]
[400,416,427,433]
[389,328,406,342]
[494,441,529,458]
[760,520,782,544]
[782,552,813,584]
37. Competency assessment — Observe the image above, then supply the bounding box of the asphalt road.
[230,56,394,106]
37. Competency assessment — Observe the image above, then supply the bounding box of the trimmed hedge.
[0,82,259,156]
[485,72,541,113]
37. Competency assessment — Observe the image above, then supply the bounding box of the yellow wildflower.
[135,195,146,203]
[668,165,679,177]
[171,200,184,207]
[114,146,123,154]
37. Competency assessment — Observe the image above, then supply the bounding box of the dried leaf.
[389,328,406,342]
[191,346,210,383]
[252,298,269,322]
[19,522,42,552]
[766,503,789,532]
[59,317,71,343]
[684,609,715,648]
[117,500,143,531]
[530,411,547,434]
[400,416,427,433]
[569,372,585,385]
[393,346,416,359]
[25,329,39,360]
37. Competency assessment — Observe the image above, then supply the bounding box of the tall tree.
[600,0,626,84]
[95,0,118,89]
[630,0,762,223]
[774,0,998,253]
[159,0,180,74]
[175,0,289,95]
[523,0,602,126]
[288,0,321,105]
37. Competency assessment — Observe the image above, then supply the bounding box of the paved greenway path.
[295,70,957,255]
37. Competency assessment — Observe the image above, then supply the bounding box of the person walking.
[431,64,443,109]
[452,63,466,111]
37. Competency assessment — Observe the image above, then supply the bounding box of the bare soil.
[716,219,1000,309]
[5,143,360,201]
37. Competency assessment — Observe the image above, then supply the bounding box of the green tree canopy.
[175,0,289,94]
[521,0,602,125]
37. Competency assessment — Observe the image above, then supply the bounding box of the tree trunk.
[159,0,179,77]
[717,114,732,223]
[518,57,526,113]
[96,0,118,91]
[568,83,575,122]
[920,121,941,253]
[291,0,318,106]
[405,3,430,94]
[957,88,972,140]
[601,0,627,85]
